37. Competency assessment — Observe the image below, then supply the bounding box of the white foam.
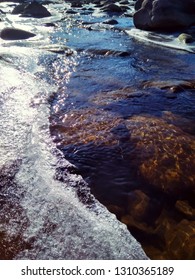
[126,28,195,53]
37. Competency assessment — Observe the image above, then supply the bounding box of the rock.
[39,44,74,55]
[161,111,195,136]
[12,1,51,18]
[103,19,118,25]
[165,219,195,259]
[125,115,195,196]
[122,189,160,239]
[133,0,195,31]
[102,3,123,13]
[0,27,36,40]
[127,190,150,222]
[11,3,26,15]
[175,200,195,219]
[91,87,143,106]
[51,104,195,197]
[120,0,130,4]
[71,2,83,8]
[51,108,123,146]
[66,9,78,14]
[86,49,130,57]
[121,213,155,234]
[178,33,194,44]
[135,0,143,11]
[142,79,195,93]
[155,210,195,259]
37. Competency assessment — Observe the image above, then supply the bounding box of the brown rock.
[50,108,123,146]
[175,200,195,219]
[125,115,195,195]
[51,106,195,196]
[165,219,195,259]
[127,190,150,222]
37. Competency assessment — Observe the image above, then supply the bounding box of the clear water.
[48,1,195,259]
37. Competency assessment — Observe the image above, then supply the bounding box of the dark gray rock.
[66,9,78,14]
[133,0,195,31]
[102,3,123,13]
[120,0,130,4]
[135,0,143,11]
[0,28,36,40]
[103,19,118,25]
[12,1,51,18]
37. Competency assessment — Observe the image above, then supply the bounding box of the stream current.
[0,1,195,259]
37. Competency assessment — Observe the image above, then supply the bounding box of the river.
[0,0,195,259]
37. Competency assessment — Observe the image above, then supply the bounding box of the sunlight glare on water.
[0,37,147,261]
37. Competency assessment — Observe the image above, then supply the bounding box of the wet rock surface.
[133,0,195,31]
[11,1,51,18]
[0,27,36,40]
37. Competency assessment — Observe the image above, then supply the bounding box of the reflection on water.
[49,14,195,259]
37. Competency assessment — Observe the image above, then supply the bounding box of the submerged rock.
[157,216,195,259]
[126,190,160,223]
[51,105,195,197]
[142,79,195,93]
[175,200,195,219]
[51,108,123,146]
[126,115,195,196]
[0,27,36,40]
[133,0,195,31]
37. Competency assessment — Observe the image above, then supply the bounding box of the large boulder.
[133,0,195,31]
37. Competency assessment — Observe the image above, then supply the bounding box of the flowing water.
[0,0,195,259]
